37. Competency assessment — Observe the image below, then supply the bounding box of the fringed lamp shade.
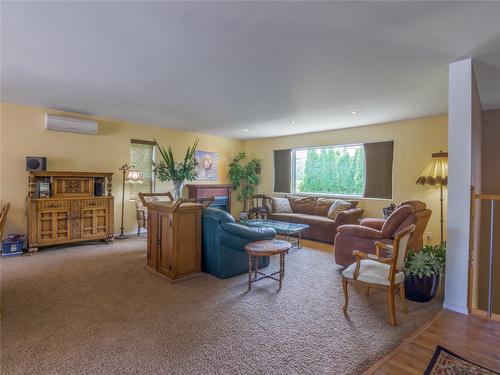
[126,169,143,184]
[416,152,448,186]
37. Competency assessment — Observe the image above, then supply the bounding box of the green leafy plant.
[153,139,199,183]
[228,152,261,211]
[405,242,446,278]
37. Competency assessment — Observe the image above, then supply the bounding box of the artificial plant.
[153,139,199,199]
[228,152,261,212]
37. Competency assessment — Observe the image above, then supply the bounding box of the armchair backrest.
[389,225,416,281]
[202,207,235,224]
[381,205,415,237]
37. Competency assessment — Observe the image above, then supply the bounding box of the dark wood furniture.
[142,196,203,282]
[244,239,291,290]
[27,171,114,253]
[186,184,233,213]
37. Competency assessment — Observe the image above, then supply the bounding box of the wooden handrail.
[474,194,500,200]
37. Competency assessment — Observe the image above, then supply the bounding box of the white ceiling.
[1,1,500,139]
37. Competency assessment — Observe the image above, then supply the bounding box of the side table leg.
[282,252,286,278]
[279,253,284,290]
[248,254,252,291]
[254,256,258,279]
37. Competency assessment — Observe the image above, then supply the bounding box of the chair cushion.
[327,200,352,220]
[313,198,336,216]
[271,197,292,213]
[342,259,405,286]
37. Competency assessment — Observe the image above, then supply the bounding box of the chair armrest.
[352,249,392,265]
[221,223,276,241]
[337,224,385,239]
[375,241,394,253]
[360,218,385,231]
[335,208,364,226]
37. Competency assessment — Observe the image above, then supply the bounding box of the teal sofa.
[201,208,276,279]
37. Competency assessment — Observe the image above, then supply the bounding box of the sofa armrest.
[335,207,364,226]
[221,223,276,241]
[336,224,385,239]
[360,218,384,231]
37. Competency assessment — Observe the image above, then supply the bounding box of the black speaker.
[26,156,47,171]
[94,181,105,196]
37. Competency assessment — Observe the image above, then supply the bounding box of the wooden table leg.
[254,255,258,279]
[248,254,252,291]
[279,253,284,289]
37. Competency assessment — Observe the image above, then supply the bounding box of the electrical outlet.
[425,232,433,243]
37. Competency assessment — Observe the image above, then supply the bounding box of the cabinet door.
[81,207,108,238]
[158,211,173,276]
[37,202,71,243]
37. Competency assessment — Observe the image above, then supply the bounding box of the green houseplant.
[228,152,261,216]
[404,242,446,302]
[153,139,199,200]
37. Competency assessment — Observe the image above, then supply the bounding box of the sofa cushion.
[327,200,352,220]
[287,196,316,215]
[271,197,292,213]
[313,198,336,216]
[381,205,415,237]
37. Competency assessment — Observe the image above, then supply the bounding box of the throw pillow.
[271,197,292,213]
[327,199,352,220]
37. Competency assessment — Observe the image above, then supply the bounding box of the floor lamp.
[416,151,448,243]
[116,164,143,239]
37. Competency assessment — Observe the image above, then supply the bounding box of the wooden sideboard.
[186,184,233,213]
[144,199,203,282]
[27,171,114,253]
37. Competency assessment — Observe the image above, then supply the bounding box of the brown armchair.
[334,200,431,267]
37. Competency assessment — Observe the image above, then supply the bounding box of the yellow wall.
[0,102,243,236]
[243,115,448,245]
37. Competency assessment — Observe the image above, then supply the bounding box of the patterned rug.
[424,345,500,374]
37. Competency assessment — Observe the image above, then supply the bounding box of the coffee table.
[241,219,309,249]
[244,240,292,290]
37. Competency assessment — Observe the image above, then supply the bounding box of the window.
[129,139,155,200]
[273,141,393,199]
[293,144,365,196]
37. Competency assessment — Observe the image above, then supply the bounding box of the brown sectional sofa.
[263,196,364,243]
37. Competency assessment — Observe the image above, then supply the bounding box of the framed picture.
[195,151,218,181]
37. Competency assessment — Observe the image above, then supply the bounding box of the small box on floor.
[2,235,25,256]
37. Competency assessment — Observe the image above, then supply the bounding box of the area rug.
[1,237,442,375]
[424,345,500,375]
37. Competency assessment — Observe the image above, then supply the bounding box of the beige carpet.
[1,237,441,375]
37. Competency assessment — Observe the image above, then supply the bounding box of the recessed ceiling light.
[291,121,296,126]
[351,110,359,115]
[242,128,251,132]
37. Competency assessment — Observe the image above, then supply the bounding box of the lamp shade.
[416,152,448,186]
[125,169,143,183]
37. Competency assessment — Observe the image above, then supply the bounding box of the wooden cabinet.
[27,171,114,253]
[146,200,202,282]
[186,184,233,213]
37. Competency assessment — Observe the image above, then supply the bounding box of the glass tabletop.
[241,219,309,235]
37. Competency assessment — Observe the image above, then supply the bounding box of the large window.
[293,145,365,196]
[129,139,155,200]
[273,141,393,199]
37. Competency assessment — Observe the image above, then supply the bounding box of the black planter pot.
[404,273,440,302]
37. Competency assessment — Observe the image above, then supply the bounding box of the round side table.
[244,239,291,290]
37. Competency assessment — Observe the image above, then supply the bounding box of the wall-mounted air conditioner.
[44,114,98,135]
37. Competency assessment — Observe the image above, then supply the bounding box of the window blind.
[363,141,394,199]
[273,149,291,193]
[129,140,155,200]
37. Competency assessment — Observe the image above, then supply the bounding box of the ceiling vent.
[44,114,98,135]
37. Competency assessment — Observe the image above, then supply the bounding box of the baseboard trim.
[442,302,468,315]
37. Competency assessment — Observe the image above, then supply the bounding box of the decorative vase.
[404,273,440,302]
[172,180,185,200]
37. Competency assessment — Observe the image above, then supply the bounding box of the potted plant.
[153,139,199,200]
[404,242,446,302]
[228,152,261,219]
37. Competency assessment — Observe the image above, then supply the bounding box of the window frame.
[290,142,366,198]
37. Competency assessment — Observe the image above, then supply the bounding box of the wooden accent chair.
[341,224,416,326]
[0,203,10,240]
[136,193,174,235]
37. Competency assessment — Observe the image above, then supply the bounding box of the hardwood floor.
[365,309,500,374]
